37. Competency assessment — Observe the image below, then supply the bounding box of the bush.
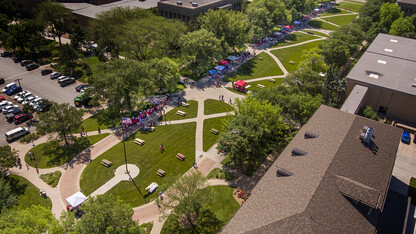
[206,168,235,181]
[39,171,62,187]
[139,222,153,234]
[409,177,416,206]
[19,133,39,143]
[359,106,379,121]
[73,70,84,79]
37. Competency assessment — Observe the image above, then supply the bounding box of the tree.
[379,3,403,31]
[320,38,352,68]
[70,24,87,50]
[61,194,142,233]
[180,29,223,74]
[0,177,17,213]
[389,17,415,36]
[148,57,180,92]
[198,9,249,50]
[36,1,74,46]
[36,102,83,147]
[6,19,44,54]
[0,205,59,233]
[0,145,18,176]
[161,171,215,230]
[366,21,386,41]
[0,0,16,19]
[299,48,327,73]
[59,44,79,75]
[246,7,274,40]
[333,24,365,45]
[250,0,292,25]
[359,0,383,23]
[323,67,346,107]
[285,66,325,96]
[360,106,380,121]
[91,59,153,111]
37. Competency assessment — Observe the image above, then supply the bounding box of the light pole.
[15,77,22,89]
[122,131,129,174]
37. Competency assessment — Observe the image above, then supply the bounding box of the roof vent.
[276,168,294,177]
[292,148,308,156]
[384,48,393,52]
[305,131,319,139]
[377,60,386,64]
[176,1,182,4]
[192,2,198,6]
[390,39,398,43]
[369,73,379,79]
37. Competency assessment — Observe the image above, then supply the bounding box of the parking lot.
[0,56,81,146]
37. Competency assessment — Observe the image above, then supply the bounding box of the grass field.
[7,175,52,211]
[302,30,329,37]
[323,14,358,26]
[160,100,198,121]
[80,122,196,207]
[203,116,230,152]
[338,2,363,12]
[161,185,239,233]
[271,40,324,72]
[319,7,350,16]
[78,56,101,83]
[204,99,232,115]
[308,19,340,30]
[270,32,320,48]
[344,0,364,5]
[224,52,283,81]
[25,134,110,168]
[245,78,284,93]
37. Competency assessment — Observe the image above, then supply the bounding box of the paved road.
[0,56,80,146]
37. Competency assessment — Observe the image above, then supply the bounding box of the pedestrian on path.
[35,164,39,174]
[219,95,221,100]
[98,127,101,134]
[28,152,33,161]
[26,163,29,170]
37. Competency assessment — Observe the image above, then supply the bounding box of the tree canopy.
[0,145,18,176]
[379,2,403,31]
[148,57,180,92]
[0,177,17,213]
[389,17,415,36]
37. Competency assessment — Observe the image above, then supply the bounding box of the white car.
[1,82,16,93]
[14,91,28,100]
[17,93,32,103]
[0,101,12,109]
[2,105,18,114]
[22,96,37,105]
[29,97,42,106]
[57,76,67,83]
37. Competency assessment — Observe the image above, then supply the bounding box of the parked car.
[14,113,32,124]
[20,60,32,66]
[401,131,411,144]
[12,56,24,63]
[17,92,32,103]
[2,105,18,114]
[1,51,12,57]
[50,72,62,79]
[5,127,29,141]
[0,101,12,109]
[14,91,28,100]
[29,97,42,106]
[57,76,69,83]
[2,83,16,93]
[41,69,53,76]
[5,86,22,96]
[5,113,15,122]
[60,78,76,87]
[22,96,37,105]
[26,63,39,71]
[0,96,4,101]
[75,84,89,92]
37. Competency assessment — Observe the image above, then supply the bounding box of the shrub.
[359,106,379,121]
[19,133,39,143]
[40,171,62,187]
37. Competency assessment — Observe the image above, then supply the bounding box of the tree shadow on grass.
[326,7,342,14]
[6,176,28,197]
[223,59,257,82]
[308,20,323,29]
[284,34,298,41]
[42,137,91,167]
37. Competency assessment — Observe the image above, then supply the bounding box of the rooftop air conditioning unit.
[192,2,198,6]
[177,1,182,5]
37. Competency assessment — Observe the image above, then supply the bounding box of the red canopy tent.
[218,60,229,65]
[303,14,309,18]
[233,80,247,92]
[284,25,292,29]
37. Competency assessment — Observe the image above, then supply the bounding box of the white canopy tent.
[66,191,87,207]
[227,55,238,61]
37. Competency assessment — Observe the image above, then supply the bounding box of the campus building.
[397,0,416,16]
[345,33,416,125]
[222,105,401,233]
[157,0,242,22]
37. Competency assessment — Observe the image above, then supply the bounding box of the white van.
[5,127,29,141]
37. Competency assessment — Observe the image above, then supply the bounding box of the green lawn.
[224,52,283,81]
[80,123,196,207]
[40,171,62,187]
[319,7,350,16]
[302,30,329,37]
[203,116,230,152]
[79,116,114,133]
[271,40,324,72]
[270,32,321,48]
[308,19,340,30]
[160,100,198,121]
[78,56,101,83]
[204,99,232,115]
[7,175,52,211]
[337,2,363,12]
[161,185,239,233]
[25,134,110,168]
[323,14,358,26]
[246,78,284,93]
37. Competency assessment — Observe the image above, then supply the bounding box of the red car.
[0,96,5,101]
[13,113,32,124]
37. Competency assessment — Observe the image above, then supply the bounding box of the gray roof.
[397,0,416,5]
[222,105,401,233]
[62,0,158,19]
[340,84,368,114]
[159,0,227,8]
[346,34,416,96]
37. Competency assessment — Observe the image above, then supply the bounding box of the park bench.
[268,78,275,83]
[156,169,166,177]
[257,84,265,88]
[134,138,145,145]
[176,153,185,161]
[289,61,295,65]
[211,128,219,135]
[181,102,189,107]
[245,85,251,89]
[101,159,112,167]
[177,110,186,116]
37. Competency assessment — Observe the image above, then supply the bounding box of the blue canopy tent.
[214,65,226,71]
[293,21,301,24]
[208,70,218,76]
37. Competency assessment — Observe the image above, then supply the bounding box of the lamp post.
[15,77,22,89]
[122,131,129,174]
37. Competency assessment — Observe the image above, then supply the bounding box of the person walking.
[160,144,164,153]
[25,163,29,170]
[28,152,33,161]
[97,127,101,134]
